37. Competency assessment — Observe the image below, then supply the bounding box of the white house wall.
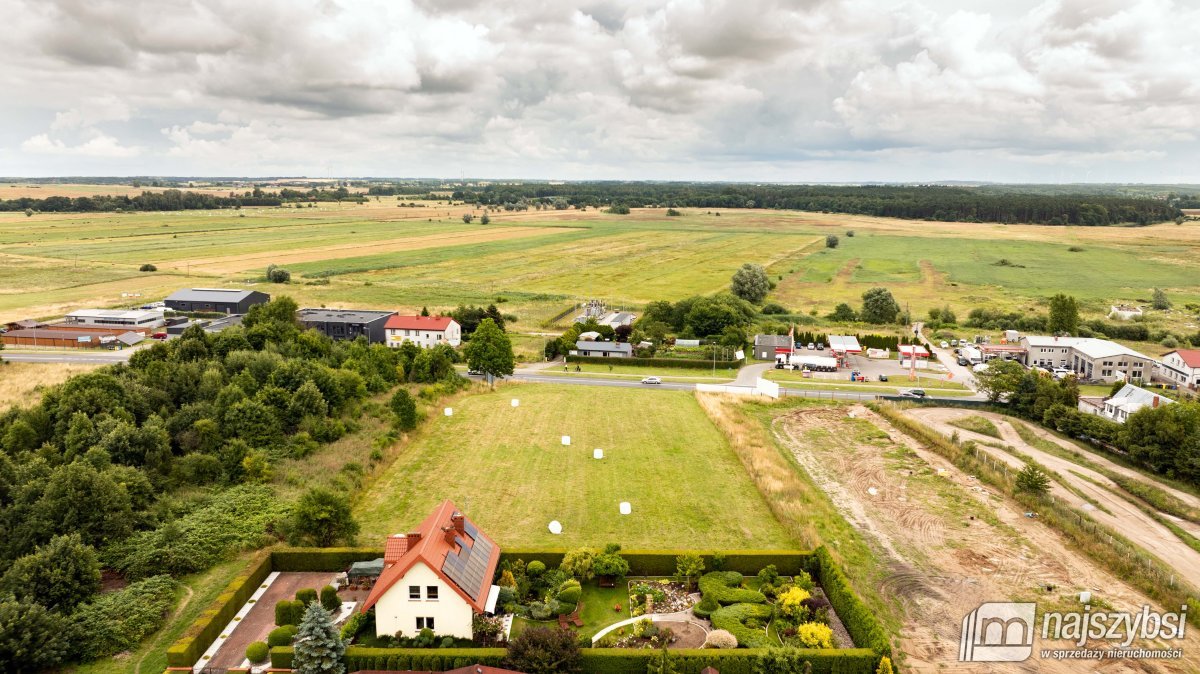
[373,561,475,639]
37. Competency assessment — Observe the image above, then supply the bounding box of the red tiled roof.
[385,315,455,331]
[384,535,409,565]
[1171,349,1200,368]
[361,500,500,614]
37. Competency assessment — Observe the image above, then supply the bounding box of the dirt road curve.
[773,405,1200,673]
[906,408,1200,589]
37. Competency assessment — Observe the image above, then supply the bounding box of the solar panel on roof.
[441,530,493,601]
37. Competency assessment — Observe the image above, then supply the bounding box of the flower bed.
[627,579,694,615]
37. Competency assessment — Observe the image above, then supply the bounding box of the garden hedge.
[165,551,271,667]
[500,549,814,576]
[578,648,878,674]
[811,546,892,659]
[270,547,383,571]
[270,646,507,670]
[708,603,774,648]
[698,572,767,605]
[565,355,743,369]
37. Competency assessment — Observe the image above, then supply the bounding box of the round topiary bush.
[703,629,737,649]
[295,588,318,605]
[320,584,340,611]
[267,625,297,648]
[246,641,269,663]
[526,560,546,577]
[556,580,582,606]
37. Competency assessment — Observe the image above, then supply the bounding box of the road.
[1,349,135,364]
[913,321,979,388]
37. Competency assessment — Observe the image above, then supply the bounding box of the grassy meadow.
[353,383,794,549]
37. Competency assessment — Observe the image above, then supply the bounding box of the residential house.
[1101,383,1174,423]
[361,501,501,639]
[572,341,632,358]
[385,315,462,348]
[753,334,793,360]
[1157,350,1200,390]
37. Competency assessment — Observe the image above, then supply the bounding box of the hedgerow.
[698,572,766,605]
[709,603,773,648]
[73,575,179,661]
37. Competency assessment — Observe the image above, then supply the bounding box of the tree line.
[449,183,1181,226]
[1,187,366,213]
[0,296,472,671]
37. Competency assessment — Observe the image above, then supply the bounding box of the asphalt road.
[1,350,134,364]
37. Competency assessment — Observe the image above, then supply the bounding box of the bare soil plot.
[772,405,1200,673]
[207,571,337,669]
[905,407,1200,588]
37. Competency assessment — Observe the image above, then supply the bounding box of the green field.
[353,383,794,549]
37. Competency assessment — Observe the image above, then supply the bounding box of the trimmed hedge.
[270,547,383,571]
[709,603,773,648]
[165,551,271,667]
[267,625,297,648]
[295,587,318,605]
[321,584,340,611]
[565,355,743,369]
[698,572,766,605]
[578,648,878,674]
[246,641,269,663]
[271,646,507,670]
[500,549,814,576]
[812,546,892,659]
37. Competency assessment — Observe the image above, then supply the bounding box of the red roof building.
[385,315,462,349]
[1159,349,1200,389]
[362,501,500,639]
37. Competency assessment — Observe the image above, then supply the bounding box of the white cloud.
[0,0,1197,180]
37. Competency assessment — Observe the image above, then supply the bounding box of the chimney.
[1153,396,1160,408]
[451,511,466,534]
[406,531,422,548]
[443,526,457,544]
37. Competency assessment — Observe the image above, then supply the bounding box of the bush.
[296,587,318,605]
[246,641,269,663]
[698,572,765,605]
[340,611,370,642]
[761,302,789,315]
[320,584,340,611]
[267,264,291,283]
[692,595,720,619]
[71,575,179,661]
[139,263,157,272]
[504,626,581,674]
[275,599,303,626]
[165,552,272,667]
[527,560,546,577]
[703,629,738,649]
[556,580,582,606]
[268,625,297,648]
[710,603,773,648]
[794,622,834,648]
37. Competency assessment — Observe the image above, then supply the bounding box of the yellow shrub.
[795,622,834,649]
[777,586,811,618]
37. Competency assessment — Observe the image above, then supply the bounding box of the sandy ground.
[906,408,1200,589]
[207,571,338,669]
[772,405,1200,673]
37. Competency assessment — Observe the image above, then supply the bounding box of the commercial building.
[753,334,793,360]
[63,308,164,329]
[1019,336,1155,383]
[1157,350,1200,390]
[164,288,270,314]
[826,335,862,355]
[297,308,394,344]
[385,315,462,348]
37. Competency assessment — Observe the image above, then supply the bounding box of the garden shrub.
[499,549,812,577]
[320,584,340,611]
[692,595,719,619]
[526,560,546,577]
[246,641,269,663]
[795,623,835,649]
[340,611,370,642]
[709,603,773,648]
[295,587,318,605]
[267,625,297,648]
[275,599,303,626]
[812,546,892,659]
[703,629,738,649]
[557,580,582,606]
[698,572,766,605]
[776,587,811,619]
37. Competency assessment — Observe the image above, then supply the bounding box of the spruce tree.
[293,602,345,674]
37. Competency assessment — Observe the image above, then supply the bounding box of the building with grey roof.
[298,308,395,344]
[754,334,794,360]
[572,340,632,358]
[164,288,270,314]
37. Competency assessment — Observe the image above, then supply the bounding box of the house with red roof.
[361,501,501,639]
[385,315,461,349]
[1158,349,1200,390]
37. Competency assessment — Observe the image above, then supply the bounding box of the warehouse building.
[164,288,270,314]
[298,308,395,344]
[64,308,164,328]
[1019,335,1155,383]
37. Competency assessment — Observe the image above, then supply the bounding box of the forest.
[0,186,363,212]
[449,183,1182,226]
[0,297,465,671]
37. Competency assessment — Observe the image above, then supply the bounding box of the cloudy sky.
[1,0,1197,182]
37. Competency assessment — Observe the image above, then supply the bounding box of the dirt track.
[773,405,1200,673]
[905,408,1200,589]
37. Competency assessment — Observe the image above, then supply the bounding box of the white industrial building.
[63,308,165,328]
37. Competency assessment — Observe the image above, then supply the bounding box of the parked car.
[641,376,662,385]
[807,342,816,350]
[467,369,482,376]
[816,343,825,351]
[902,388,927,398]
[957,357,969,366]
[878,374,889,382]
[939,341,950,349]
[151,332,168,340]
[950,339,959,346]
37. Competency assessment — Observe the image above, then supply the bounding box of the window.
[409,585,420,600]
[416,617,435,630]
[427,586,439,600]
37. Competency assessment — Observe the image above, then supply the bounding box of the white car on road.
[641,376,662,385]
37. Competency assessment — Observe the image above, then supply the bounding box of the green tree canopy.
[0,596,73,673]
[827,303,857,322]
[288,488,359,547]
[729,263,770,303]
[1048,294,1079,335]
[465,318,515,380]
[974,360,1027,402]
[859,287,901,324]
[0,534,100,613]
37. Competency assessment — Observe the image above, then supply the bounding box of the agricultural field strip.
[904,408,1200,588]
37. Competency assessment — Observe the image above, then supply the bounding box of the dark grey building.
[165,288,270,314]
[573,340,632,358]
[298,308,395,344]
[753,334,793,360]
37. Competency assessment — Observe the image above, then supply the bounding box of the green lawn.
[947,415,1003,438]
[510,583,631,640]
[764,371,973,396]
[354,384,794,549]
